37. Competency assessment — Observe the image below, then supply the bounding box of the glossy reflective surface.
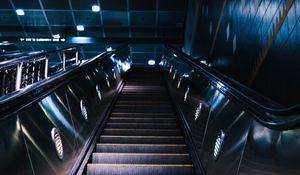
[163,48,300,175]
[0,47,130,174]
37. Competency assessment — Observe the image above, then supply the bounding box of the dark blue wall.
[184,0,300,106]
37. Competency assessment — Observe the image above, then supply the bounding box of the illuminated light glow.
[148,59,155,65]
[92,5,100,12]
[216,82,225,89]
[76,25,85,31]
[182,73,190,78]
[16,9,25,16]
[200,60,208,65]
[53,34,60,39]
[121,62,131,72]
[106,47,113,51]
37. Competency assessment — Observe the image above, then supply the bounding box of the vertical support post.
[75,49,79,65]
[62,51,66,70]
[44,55,49,79]
[15,62,23,91]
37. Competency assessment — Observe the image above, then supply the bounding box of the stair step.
[92,153,191,164]
[96,143,188,153]
[102,128,181,136]
[111,112,175,117]
[99,135,185,144]
[113,107,173,113]
[108,117,177,123]
[87,164,194,175]
[105,122,179,129]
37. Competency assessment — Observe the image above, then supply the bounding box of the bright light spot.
[16,9,25,16]
[173,54,177,57]
[121,62,131,72]
[148,60,155,65]
[92,5,100,12]
[76,25,84,31]
[200,60,208,65]
[182,73,190,78]
[106,47,113,51]
[216,82,225,89]
[53,34,60,39]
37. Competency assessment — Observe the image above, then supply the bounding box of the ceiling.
[0,0,186,64]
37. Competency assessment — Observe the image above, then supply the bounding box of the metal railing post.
[62,51,66,70]
[44,56,49,78]
[75,49,79,65]
[15,63,23,91]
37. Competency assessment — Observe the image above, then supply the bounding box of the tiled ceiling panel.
[130,0,156,10]
[46,11,74,25]
[43,0,69,9]
[71,0,96,10]
[0,11,19,25]
[102,11,128,26]
[0,1,12,9]
[74,11,102,26]
[13,0,41,9]
[0,0,186,65]
[130,12,155,27]
[100,0,127,10]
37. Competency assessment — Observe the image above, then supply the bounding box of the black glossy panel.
[0,116,34,175]
[18,89,77,175]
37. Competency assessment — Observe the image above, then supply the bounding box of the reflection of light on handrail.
[216,82,225,89]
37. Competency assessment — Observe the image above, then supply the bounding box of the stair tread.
[86,68,195,175]
[88,164,193,167]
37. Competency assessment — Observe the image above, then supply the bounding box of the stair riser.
[92,154,191,164]
[96,145,188,153]
[105,123,179,129]
[100,137,185,144]
[87,166,194,175]
[102,130,181,136]
[108,119,177,123]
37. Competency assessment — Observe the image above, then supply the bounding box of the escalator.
[2,45,300,175]
[86,68,195,175]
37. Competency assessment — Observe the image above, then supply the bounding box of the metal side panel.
[18,87,77,175]
[0,116,34,175]
[238,121,300,175]
[164,67,252,175]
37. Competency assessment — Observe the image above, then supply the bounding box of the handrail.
[0,44,128,119]
[0,46,79,95]
[165,45,300,129]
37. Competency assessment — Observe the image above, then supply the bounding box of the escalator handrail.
[0,45,128,119]
[166,45,300,129]
[0,46,78,68]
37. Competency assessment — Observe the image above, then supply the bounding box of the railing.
[0,46,79,96]
[165,45,300,129]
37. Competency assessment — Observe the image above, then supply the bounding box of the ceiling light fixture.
[92,5,100,12]
[16,9,25,16]
[53,34,60,39]
[106,47,113,51]
[76,25,84,31]
[148,60,155,65]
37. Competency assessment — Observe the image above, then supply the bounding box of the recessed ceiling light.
[53,34,60,39]
[92,5,100,12]
[106,47,113,51]
[16,9,25,16]
[148,60,155,65]
[76,25,84,31]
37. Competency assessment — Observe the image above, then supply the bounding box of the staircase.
[86,68,195,175]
